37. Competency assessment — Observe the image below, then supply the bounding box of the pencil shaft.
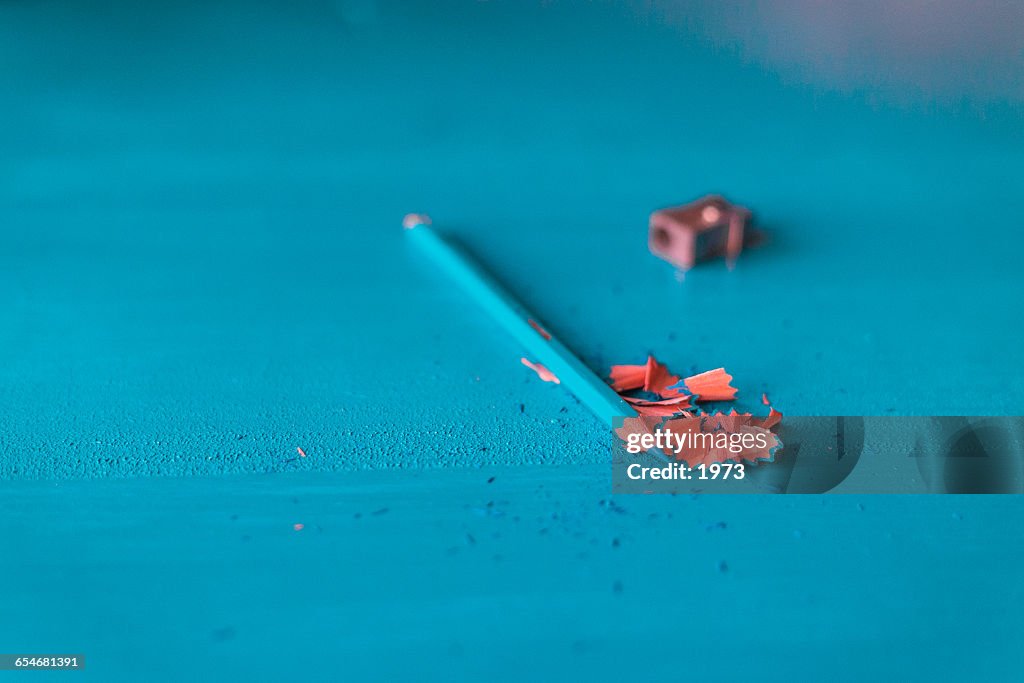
[407,224,637,426]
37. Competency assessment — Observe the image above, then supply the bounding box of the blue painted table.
[1,2,1022,680]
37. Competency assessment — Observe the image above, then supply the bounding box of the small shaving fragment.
[614,414,663,445]
[621,394,694,417]
[609,355,681,396]
[758,407,783,430]
[676,368,738,402]
[528,319,552,341]
[521,357,560,384]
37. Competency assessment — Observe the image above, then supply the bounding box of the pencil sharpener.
[648,195,751,270]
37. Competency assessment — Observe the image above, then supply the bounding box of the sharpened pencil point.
[402,213,432,230]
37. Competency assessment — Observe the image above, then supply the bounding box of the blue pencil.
[404,215,638,427]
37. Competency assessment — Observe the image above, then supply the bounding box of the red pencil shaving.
[682,368,738,402]
[609,355,681,396]
[610,353,782,464]
[608,355,766,413]
[621,393,694,416]
[521,357,560,384]
[296,447,307,458]
[527,318,552,341]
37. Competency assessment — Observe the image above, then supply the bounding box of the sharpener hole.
[652,227,672,249]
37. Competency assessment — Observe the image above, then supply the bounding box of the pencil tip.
[402,213,432,230]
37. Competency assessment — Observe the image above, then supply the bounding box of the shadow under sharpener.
[648,195,751,270]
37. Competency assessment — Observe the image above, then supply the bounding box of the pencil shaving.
[621,394,694,417]
[521,357,560,384]
[608,356,782,463]
[609,355,680,395]
[527,318,552,341]
[677,368,737,402]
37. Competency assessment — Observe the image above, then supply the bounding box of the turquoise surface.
[1,1,1022,680]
